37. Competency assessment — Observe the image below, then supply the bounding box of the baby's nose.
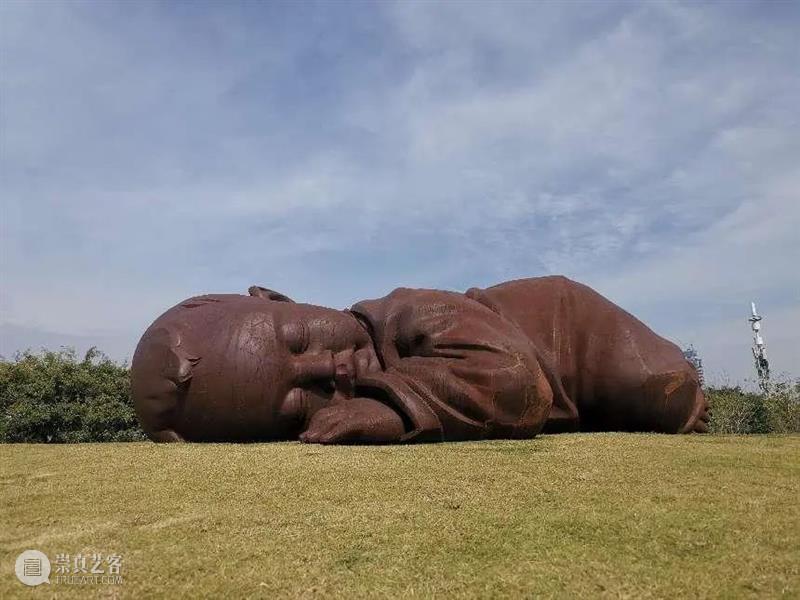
[291,352,335,384]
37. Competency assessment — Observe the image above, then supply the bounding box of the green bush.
[706,387,769,434]
[763,380,800,433]
[706,380,800,434]
[0,348,145,443]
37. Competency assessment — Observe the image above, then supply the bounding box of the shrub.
[763,379,800,433]
[0,347,145,443]
[706,387,769,434]
[706,379,800,434]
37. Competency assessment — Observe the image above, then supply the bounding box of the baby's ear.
[248,285,295,303]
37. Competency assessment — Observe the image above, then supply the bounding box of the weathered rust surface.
[131,277,708,443]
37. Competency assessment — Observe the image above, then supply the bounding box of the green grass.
[2,435,799,599]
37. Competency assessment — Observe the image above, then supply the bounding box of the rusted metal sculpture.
[131,276,708,443]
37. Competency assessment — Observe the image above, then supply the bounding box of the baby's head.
[131,286,376,442]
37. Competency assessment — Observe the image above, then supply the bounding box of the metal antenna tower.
[682,344,704,387]
[748,301,770,391]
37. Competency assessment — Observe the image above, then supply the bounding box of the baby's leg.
[639,369,709,433]
[580,367,707,433]
[580,326,709,433]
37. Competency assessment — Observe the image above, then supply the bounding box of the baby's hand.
[299,398,405,444]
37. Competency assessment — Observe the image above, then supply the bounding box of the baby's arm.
[299,397,405,444]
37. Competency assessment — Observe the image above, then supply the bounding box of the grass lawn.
[1,434,798,599]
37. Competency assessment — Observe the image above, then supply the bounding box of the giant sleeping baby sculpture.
[131,276,709,443]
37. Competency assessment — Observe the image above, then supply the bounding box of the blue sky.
[1,0,798,384]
